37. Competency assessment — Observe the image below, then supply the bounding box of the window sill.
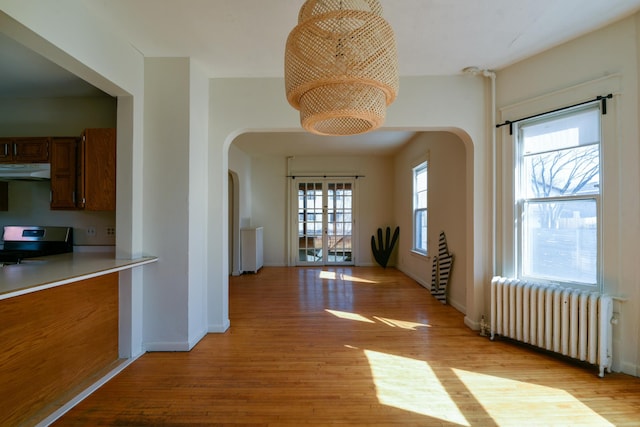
[410,249,429,259]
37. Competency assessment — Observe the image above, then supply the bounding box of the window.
[516,105,601,287]
[413,161,428,254]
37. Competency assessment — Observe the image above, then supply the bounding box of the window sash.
[516,104,601,288]
[519,197,598,286]
[412,161,428,254]
[414,208,427,253]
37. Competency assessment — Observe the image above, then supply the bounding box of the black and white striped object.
[430,231,454,304]
[430,256,438,294]
[438,230,449,258]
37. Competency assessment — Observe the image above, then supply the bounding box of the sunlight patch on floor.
[318,270,378,284]
[374,316,431,330]
[365,350,470,426]
[319,271,336,280]
[452,368,614,426]
[326,309,375,323]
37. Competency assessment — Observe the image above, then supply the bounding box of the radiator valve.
[479,315,490,337]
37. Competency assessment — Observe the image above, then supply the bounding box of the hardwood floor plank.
[54,267,640,426]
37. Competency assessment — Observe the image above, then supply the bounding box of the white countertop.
[0,252,158,300]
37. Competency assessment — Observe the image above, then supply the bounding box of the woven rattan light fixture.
[285,0,399,136]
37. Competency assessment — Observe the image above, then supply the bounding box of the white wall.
[394,132,467,312]
[496,16,640,375]
[187,60,210,347]
[143,57,209,350]
[246,153,287,265]
[0,96,117,136]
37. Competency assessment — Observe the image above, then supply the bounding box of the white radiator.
[490,276,613,377]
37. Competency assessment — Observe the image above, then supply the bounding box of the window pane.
[414,209,427,252]
[415,167,427,192]
[522,107,600,154]
[416,192,427,209]
[523,144,600,198]
[522,199,597,284]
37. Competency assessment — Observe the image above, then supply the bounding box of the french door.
[295,180,355,266]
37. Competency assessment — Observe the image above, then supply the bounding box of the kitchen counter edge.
[0,252,158,301]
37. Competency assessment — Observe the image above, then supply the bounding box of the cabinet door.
[0,138,13,163]
[50,138,78,210]
[0,181,7,211]
[79,128,116,211]
[13,137,50,162]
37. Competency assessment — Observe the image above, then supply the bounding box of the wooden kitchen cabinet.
[50,129,116,211]
[0,181,7,211]
[50,137,79,209]
[0,137,49,163]
[76,128,116,211]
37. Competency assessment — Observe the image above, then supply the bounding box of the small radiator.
[490,276,613,377]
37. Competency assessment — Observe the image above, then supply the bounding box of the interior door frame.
[290,177,357,267]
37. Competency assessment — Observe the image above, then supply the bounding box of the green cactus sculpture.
[371,226,399,268]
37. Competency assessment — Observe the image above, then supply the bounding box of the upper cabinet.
[50,137,79,210]
[0,137,50,163]
[50,128,116,211]
[77,128,116,211]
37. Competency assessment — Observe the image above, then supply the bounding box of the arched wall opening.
[225,128,472,314]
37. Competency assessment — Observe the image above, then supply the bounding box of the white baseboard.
[464,316,480,331]
[399,268,428,288]
[208,318,231,333]
[144,341,193,352]
[145,324,220,351]
[620,361,640,377]
[398,267,466,315]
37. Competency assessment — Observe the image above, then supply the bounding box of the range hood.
[0,163,50,180]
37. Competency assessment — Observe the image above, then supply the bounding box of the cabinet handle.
[72,191,76,204]
[13,144,17,157]
[3,144,7,157]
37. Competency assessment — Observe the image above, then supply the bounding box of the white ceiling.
[2,0,640,155]
[82,0,640,78]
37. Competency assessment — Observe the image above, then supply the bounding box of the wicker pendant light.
[285,0,399,136]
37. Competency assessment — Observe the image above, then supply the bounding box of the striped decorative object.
[430,231,454,304]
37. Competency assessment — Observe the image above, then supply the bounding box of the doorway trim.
[229,170,241,276]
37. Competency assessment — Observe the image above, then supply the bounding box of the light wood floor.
[55,267,640,426]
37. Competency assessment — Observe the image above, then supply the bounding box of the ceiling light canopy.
[284,0,399,136]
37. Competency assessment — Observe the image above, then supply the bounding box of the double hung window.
[413,161,428,254]
[516,105,601,287]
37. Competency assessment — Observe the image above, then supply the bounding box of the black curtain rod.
[287,175,364,179]
[496,93,613,135]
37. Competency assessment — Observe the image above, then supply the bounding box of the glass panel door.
[296,180,355,266]
[297,182,324,264]
[326,182,353,264]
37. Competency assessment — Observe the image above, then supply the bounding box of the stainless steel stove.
[0,226,73,265]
